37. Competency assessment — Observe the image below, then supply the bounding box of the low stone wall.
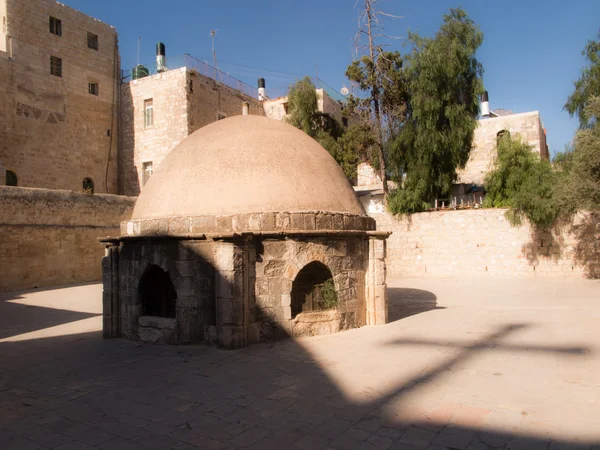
[373,208,596,279]
[0,187,135,292]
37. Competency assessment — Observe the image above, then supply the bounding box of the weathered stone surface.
[168,217,191,235]
[138,315,176,330]
[316,212,333,230]
[191,215,217,233]
[291,213,305,230]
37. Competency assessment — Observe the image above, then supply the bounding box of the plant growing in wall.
[314,279,339,310]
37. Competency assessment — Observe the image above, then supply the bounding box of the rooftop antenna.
[209,29,218,81]
[136,36,140,66]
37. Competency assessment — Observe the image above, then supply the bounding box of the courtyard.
[0,278,599,449]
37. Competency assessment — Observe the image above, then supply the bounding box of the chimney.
[242,102,250,115]
[258,78,266,101]
[156,42,167,73]
[481,90,490,118]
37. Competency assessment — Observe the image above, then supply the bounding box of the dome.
[132,115,365,220]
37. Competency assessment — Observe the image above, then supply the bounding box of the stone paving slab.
[0,278,599,449]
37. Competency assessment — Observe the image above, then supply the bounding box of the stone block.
[214,243,235,270]
[343,214,357,230]
[191,215,217,233]
[217,325,246,349]
[304,213,316,230]
[140,218,168,236]
[276,212,291,230]
[291,213,304,230]
[261,212,276,231]
[168,217,191,235]
[216,215,233,233]
[232,214,250,232]
[216,296,244,326]
[138,315,176,330]
[315,212,333,230]
[248,213,262,231]
[333,214,344,230]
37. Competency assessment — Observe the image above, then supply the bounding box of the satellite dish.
[340,85,349,96]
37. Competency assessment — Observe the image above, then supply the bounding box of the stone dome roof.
[132,115,365,220]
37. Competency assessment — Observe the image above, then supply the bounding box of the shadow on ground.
[387,287,445,322]
[0,316,596,449]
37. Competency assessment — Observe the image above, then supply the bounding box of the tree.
[387,8,484,214]
[483,134,560,229]
[285,77,356,179]
[564,32,600,128]
[345,0,407,200]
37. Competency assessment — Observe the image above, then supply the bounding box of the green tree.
[345,0,408,200]
[387,8,484,214]
[483,134,560,229]
[285,77,356,179]
[564,32,600,128]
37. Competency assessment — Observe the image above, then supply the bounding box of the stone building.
[263,88,344,124]
[102,116,389,349]
[119,58,264,196]
[457,110,549,186]
[0,0,119,193]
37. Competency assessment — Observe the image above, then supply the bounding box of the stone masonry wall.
[0,186,134,291]
[373,208,590,279]
[457,111,547,185]
[119,68,264,196]
[0,0,119,193]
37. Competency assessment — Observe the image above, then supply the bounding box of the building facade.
[457,110,549,186]
[119,66,264,196]
[0,0,119,193]
[263,88,344,124]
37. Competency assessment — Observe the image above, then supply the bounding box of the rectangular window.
[144,99,154,128]
[88,82,98,96]
[87,32,98,50]
[49,16,61,36]
[142,162,153,186]
[50,56,62,77]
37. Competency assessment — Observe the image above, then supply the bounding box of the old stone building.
[0,0,119,193]
[119,57,264,196]
[263,88,344,124]
[457,110,549,186]
[102,116,389,349]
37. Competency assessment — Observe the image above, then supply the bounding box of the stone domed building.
[101,116,389,349]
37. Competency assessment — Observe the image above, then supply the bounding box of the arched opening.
[82,177,94,193]
[291,261,338,318]
[5,170,17,186]
[496,129,510,146]
[138,265,177,318]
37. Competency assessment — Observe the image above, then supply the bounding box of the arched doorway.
[5,170,17,186]
[291,261,338,318]
[138,265,177,318]
[82,177,94,193]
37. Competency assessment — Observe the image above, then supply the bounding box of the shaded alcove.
[137,265,177,318]
[291,261,337,318]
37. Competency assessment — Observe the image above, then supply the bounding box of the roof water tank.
[132,64,149,80]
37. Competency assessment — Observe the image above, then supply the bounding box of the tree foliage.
[285,77,356,179]
[387,8,484,214]
[564,32,600,128]
[483,135,561,229]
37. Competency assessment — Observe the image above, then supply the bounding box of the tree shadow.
[521,212,600,278]
[387,287,445,322]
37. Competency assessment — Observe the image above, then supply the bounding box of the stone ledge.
[122,211,378,237]
[138,315,176,330]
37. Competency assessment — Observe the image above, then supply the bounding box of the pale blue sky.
[64,0,600,156]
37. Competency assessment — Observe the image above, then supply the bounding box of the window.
[216,112,226,121]
[142,162,153,186]
[50,56,62,77]
[5,170,17,186]
[282,102,289,115]
[291,261,338,318]
[138,265,177,318]
[189,80,193,93]
[88,82,98,96]
[49,16,61,36]
[87,32,98,50]
[82,177,94,193]
[144,99,153,128]
[496,129,510,146]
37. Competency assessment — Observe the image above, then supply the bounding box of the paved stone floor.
[0,278,599,449]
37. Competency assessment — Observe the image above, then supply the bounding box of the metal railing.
[121,54,259,99]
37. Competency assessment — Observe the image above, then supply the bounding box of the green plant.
[315,279,338,310]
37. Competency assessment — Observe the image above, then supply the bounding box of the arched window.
[291,261,338,318]
[496,129,510,146]
[5,170,17,186]
[82,177,94,193]
[138,265,177,318]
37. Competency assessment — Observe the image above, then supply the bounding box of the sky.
[63,0,600,157]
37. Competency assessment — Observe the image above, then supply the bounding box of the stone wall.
[0,186,134,292]
[0,0,119,193]
[373,208,592,279]
[457,111,549,185]
[119,68,264,196]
